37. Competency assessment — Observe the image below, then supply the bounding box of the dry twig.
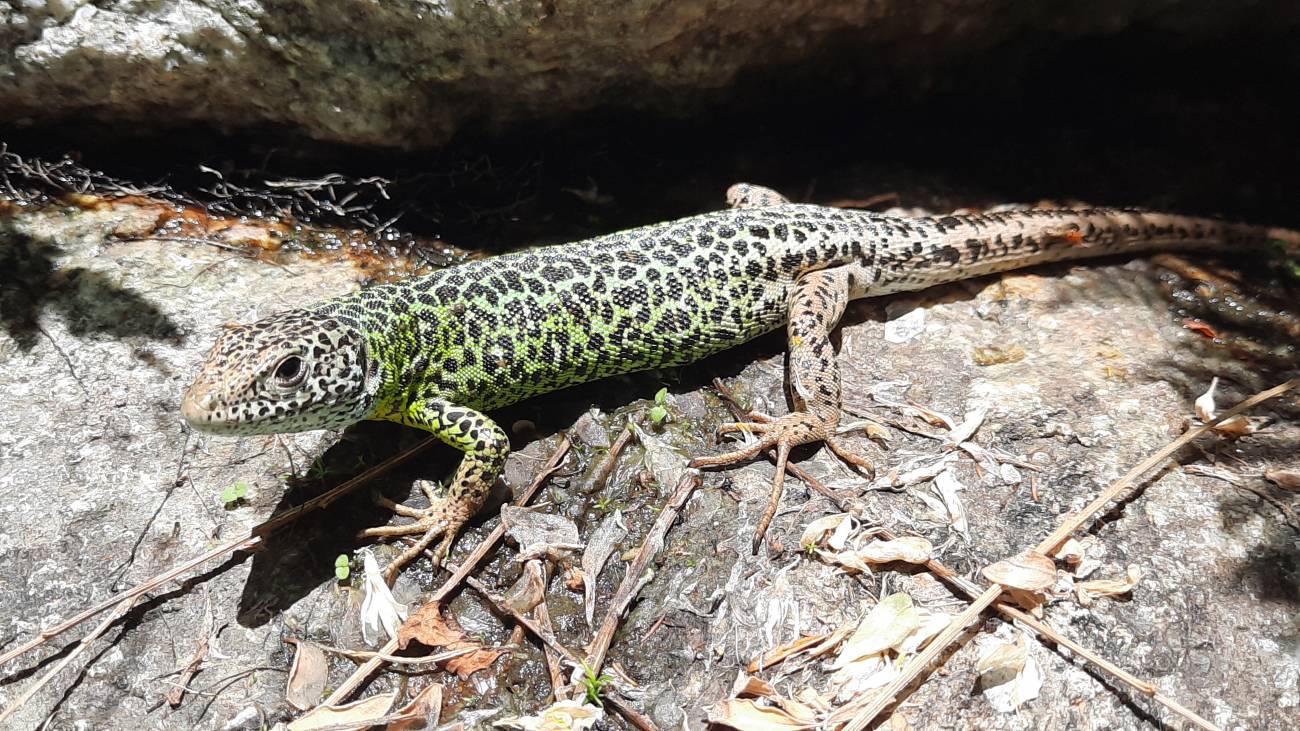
[840,378,1298,729]
[322,436,571,705]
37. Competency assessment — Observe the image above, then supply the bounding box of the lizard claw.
[361,484,469,582]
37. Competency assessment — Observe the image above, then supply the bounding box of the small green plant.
[595,495,615,513]
[334,554,351,581]
[649,387,670,425]
[578,660,615,707]
[220,481,250,507]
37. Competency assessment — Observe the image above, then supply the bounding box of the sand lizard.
[182,184,1299,573]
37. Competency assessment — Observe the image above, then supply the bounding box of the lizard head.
[182,309,379,435]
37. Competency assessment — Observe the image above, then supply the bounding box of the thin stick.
[323,436,571,705]
[464,576,661,731]
[584,471,703,673]
[592,425,635,490]
[0,596,140,724]
[841,378,1297,729]
[0,438,437,671]
[872,527,1220,731]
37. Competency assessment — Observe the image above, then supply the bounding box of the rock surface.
[1,191,1296,729]
[3,1,1298,147]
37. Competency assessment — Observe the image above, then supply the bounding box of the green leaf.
[654,387,668,405]
[649,405,668,424]
[334,554,351,581]
[221,481,250,505]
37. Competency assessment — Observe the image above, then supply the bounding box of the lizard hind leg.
[690,267,856,553]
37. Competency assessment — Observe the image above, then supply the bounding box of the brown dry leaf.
[731,672,778,699]
[285,641,329,711]
[982,549,1056,592]
[445,647,504,678]
[1052,537,1086,567]
[1194,377,1220,421]
[397,602,463,650]
[906,402,956,430]
[396,603,502,678]
[746,632,834,673]
[495,699,603,731]
[287,691,397,731]
[707,699,818,731]
[977,634,1042,712]
[1004,587,1046,617]
[504,560,547,615]
[1265,469,1300,491]
[1211,415,1255,437]
[831,593,919,669]
[854,536,933,565]
[976,635,1028,687]
[387,683,443,731]
[1077,565,1143,605]
[798,513,854,550]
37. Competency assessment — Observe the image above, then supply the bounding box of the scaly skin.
[182,184,1300,570]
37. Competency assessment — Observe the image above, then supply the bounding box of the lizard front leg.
[691,266,868,553]
[362,398,509,580]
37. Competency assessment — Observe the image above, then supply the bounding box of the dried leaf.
[1265,469,1300,492]
[731,672,778,699]
[287,691,397,731]
[445,647,504,678]
[360,550,408,645]
[1211,415,1255,437]
[895,610,951,655]
[977,636,1042,712]
[388,683,443,731]
[746,629,846,673]
[504,560,547,615]
[1077,565,1143,602]
[629,422,690,488]
[495,699,603,731]
[933,470,969,539]
[396,604,502,678]
[884,454,957,489]
[947,406,988,445]
[397,602,462,650]
[707,699,817,730]
[1194,377,1219,421]
[854,536,933,565]
[581,509,628,627]
[1052,537,1086,567]
[976,635,1028,686]
[799,513,854,550]
[501,506,583,562]
[904,402,955,429]
[285,641,328,711]
[831,593,919,669]
[982,550,1056,592]
[829,655,898,701]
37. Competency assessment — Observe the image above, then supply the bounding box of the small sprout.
[334,554,351,581]
[648,387,671,425]
[594,495,615,513]
[220,481,250,507]
[578,660,615,707]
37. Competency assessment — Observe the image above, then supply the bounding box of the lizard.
[181,183,1300,574]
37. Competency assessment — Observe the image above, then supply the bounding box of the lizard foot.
[362,480,468,583]
[690,411,829,554]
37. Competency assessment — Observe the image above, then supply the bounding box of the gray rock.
[2,2,1296,147]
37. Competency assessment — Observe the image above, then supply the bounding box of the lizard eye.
[272,355,307,388]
